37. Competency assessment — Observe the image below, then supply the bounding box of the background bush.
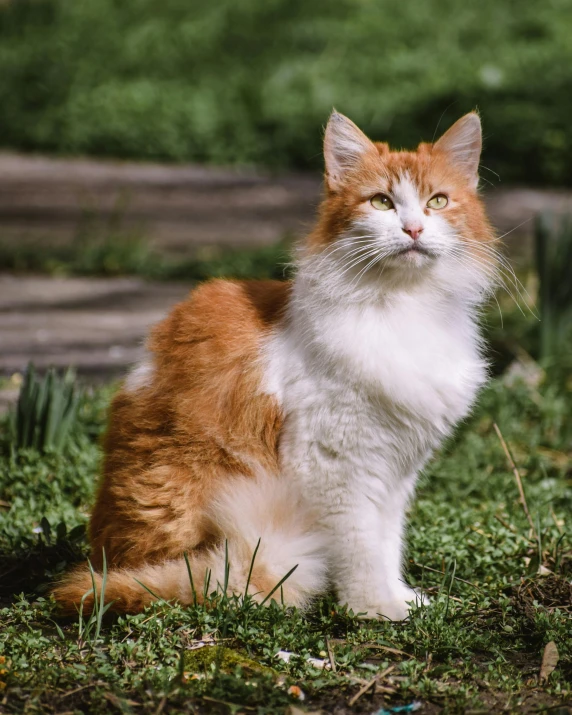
[0,0,571,184]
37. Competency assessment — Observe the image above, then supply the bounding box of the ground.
[0,339,571,714]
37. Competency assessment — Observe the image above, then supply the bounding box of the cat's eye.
[370,194,394,211]
[427,194,448,210]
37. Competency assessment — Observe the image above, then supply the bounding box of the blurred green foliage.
[535,213,572,366]
[0,0,571,184]
[0,234,291,281]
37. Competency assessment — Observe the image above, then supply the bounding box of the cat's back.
[150,279,291,364]
[123,277,292,424]
[110,278,291,457]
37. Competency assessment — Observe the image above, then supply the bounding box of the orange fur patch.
[89,279,290,571]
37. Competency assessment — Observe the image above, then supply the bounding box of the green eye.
[371,194,394,211]
[427,194,448,209]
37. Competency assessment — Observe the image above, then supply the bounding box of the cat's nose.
[402,225,424,241]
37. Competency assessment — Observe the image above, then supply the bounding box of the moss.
[183,646,276,677]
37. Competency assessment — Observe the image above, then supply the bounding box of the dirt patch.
[512,575,572,621]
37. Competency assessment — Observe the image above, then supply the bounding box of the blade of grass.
[183,551,198,606]
[244,538,261,600]
[493,423,537,537]
[260,564,298,606]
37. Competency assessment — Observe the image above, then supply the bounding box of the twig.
[154,695,167,715]
[363,644,412,659]
[494,514,518,535]
[494,514,536,544]
[202,696,255,710]
[325,637,337,672]
[493,423,537,536]
[424,589,476,606]
[347,675,378,707]
[59,683,99,699]
[347,665,394,706]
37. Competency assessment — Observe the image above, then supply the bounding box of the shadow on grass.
[0,531,87,605]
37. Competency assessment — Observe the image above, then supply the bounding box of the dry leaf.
[537,564,554,577]
[540,641,559,682]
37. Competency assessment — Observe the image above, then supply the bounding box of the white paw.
[351,586,428,621]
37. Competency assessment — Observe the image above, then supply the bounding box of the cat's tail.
[52,476,328,615]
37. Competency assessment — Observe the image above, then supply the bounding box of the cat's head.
[306,111,496,299]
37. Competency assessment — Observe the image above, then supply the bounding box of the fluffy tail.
[52,477,328,615]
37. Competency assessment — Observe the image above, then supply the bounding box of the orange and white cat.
[54,111,496,620]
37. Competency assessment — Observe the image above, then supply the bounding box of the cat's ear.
[434,112,482,189]
[324,111,377,192]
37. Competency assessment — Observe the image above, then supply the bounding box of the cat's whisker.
[331,245,388,277]
[443,247,535,320]
[447,239,520,281]
[449,241,538,317]
[317,238,378,262]
[495,218,534,243]
[349,251,388,288]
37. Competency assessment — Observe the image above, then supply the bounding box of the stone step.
[0,275,191,389]
[0,152,571,259]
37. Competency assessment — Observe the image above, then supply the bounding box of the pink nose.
[403,225,424,240]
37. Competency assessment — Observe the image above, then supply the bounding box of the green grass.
[1,0,572,185]
[0,315,570,713]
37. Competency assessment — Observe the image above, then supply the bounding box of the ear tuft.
[324,111,376,191]
[434,112,482,189]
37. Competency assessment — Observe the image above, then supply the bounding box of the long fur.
[53,111,497,620]
[53,477,328,614]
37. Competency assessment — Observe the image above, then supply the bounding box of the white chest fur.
[261,276,487,618]
[264,283,486,488]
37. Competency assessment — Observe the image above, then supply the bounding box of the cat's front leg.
[327,478,420,620]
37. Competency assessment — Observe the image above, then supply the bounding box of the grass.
[0,307,571,713]
[9,365,81,453]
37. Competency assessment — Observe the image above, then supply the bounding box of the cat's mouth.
[393,244,436,260]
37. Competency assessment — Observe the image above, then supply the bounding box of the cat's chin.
[382,247,435,272]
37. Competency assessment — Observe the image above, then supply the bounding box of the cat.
[53,111,496,620]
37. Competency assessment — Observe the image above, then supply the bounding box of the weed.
[8,364,80,454]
